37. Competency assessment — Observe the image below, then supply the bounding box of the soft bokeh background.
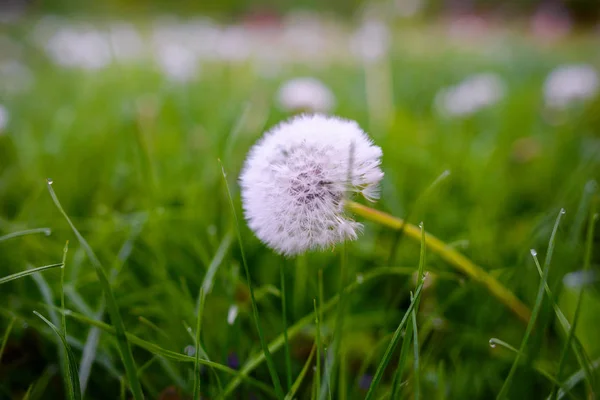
[1,0,599,399]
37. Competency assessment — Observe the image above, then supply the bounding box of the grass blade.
[286,344,316,400]
[193,287,205,400]
[314,299,322,398]
[0,227,51,242]
[554,208,598,399]
[220,161,285,400]
[223,266,440,396]
[59,241,71,399]
[200,232,233,295]
[46,180,144,400]
[33,311,81,400]
[496,208,565,399]
[364,275,427,400]
[556,358,600,400]
[281,262,292,391]
[347,201,531,323]
[411,292,420,400]
[0,263,63,285]
[0,316,16,363]
[54,307,276,397]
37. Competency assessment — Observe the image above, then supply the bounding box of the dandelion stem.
[346,201,531,323]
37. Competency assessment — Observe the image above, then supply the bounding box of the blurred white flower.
[154,43,199,83]
[543,64,599,109]
[350,19,390,63]
[44,25,112,70]
[227,304,239,325]
[435,73,506,117]
[0,104,9,133]
[216,26,251,63]
[240,114,384,256]
[277,78,335,113]
[108,22,145,63]
[563,270,597,289]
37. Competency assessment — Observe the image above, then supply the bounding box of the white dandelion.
[434,73,506,117]
[276,78,335,113]
[543,64,599,109]
[240,114,384,256]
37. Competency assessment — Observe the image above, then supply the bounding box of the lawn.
[1,15,599,399]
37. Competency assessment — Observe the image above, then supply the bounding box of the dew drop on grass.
[489,339,496,348]
[530,249,537,257]
[356,274,364,284]
[43,228,51,236]
[184,345,195,356]
[46,178,53,185]
[560,208,566,215]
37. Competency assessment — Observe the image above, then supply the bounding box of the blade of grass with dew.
[285,345,316,400]
[553,208,598,399]
[33,311,81,400]
[528,251,595,394]
[489,338,564,389]
[55,306,276,397]
[46,180,144,400]
[220,160,284,399]
[281,261,292,391]
[314,299,322,398]
[0,263,63,285]
[364,276,427,400]
[391,222,426,398]
[0,316,16,363]
[346,201,531,323]
[193,287,205,400]
[496,208,565,400]
[555,358,600,400]
[0,227,51,242]
[223,266,445,396]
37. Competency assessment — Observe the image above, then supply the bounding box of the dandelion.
[276,78,335,113]
[0,104,8,133]
[543,64,599,109]
[434,73,506,117]
[240,114,384,256]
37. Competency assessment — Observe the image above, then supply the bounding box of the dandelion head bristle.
[239,114,384,256]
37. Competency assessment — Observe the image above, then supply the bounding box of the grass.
[1,15,600,400]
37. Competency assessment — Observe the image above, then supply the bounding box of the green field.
[1,17,599,399]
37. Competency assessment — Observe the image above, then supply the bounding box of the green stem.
[347,201,531,323]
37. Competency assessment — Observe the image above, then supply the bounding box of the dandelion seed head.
[240,114,384,256]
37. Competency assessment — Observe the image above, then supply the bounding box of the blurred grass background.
[1,0,600,399]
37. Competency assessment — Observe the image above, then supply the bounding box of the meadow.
[1,14,599,399]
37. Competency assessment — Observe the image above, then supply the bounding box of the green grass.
[1,17,600,400]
